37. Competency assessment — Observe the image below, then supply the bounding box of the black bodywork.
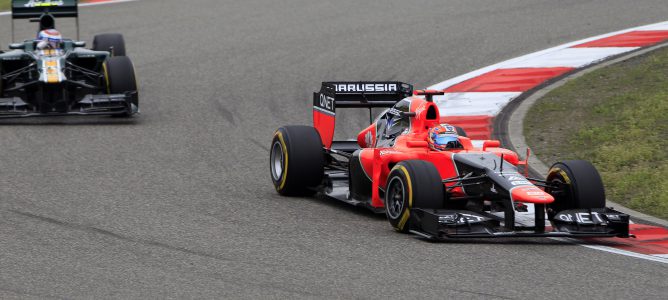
[410,207,630,239]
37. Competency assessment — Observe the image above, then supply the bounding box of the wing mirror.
[9,43,24,50]
[518,147,531,177]
[73,41,86,48]
[482,140,501,151]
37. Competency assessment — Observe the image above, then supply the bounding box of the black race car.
[0,0,138,118]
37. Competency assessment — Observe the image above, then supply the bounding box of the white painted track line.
[507,47,637,68]
[555,238,668,264]
[79,0,138,7]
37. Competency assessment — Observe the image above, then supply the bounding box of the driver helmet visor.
[433,134,459,146]
[39,31,62,48]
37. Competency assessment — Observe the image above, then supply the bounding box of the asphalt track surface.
[1,0,668,298]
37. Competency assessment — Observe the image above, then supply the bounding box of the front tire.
[385,160,444,233]
[546,160,606,213]
[104,56,139,116]
[270,126,325,196]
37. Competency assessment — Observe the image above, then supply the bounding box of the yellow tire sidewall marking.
[102,62,111,94]
[274,131,289,191]
[393,165,413,231]
[549,167,571,184]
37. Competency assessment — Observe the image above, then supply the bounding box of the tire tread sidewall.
[385,160,444,232]
[271,126,324,196]
[547,160,605,210]
[105,56,139,109]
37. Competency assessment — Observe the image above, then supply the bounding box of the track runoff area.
[426,21,668,263]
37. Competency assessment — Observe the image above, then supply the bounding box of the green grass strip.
[0,0,10,11]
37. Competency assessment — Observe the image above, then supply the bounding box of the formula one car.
[0,0,138,118]
[269,81,630,240]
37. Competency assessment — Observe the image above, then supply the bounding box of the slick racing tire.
[454,126,468,137]
[93,33,126,57]
[385,160,444,233]
[546,160,606,213]
[270,126,325,196]
[104,56,139,116]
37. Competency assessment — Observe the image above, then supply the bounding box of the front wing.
[0,92,137,118]
[409,207,630,240]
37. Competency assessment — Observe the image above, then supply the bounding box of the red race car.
[269,82,630,240]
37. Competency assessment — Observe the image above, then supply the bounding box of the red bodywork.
[314,91,554,209]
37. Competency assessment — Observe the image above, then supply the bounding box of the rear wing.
[313,81,413,148]
[12,0,79,18]
[10,0,80,42]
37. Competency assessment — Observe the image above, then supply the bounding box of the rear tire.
[104,56,139,116]
[270,126,325,196]
[546,160,606,212]
[385,160,444,233]
[93,33,126,56]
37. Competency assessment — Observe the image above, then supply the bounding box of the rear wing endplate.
[313,81,413,148]
[10,0,80,42]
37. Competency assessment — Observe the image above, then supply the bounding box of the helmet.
[37,29,63,49]
[428,124,462,151]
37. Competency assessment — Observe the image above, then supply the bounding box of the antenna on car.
[500,153,504,173]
